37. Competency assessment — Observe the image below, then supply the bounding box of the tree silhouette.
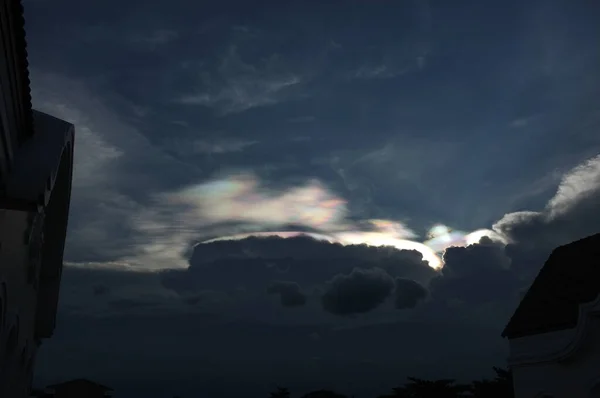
[270,366,513,398]
[300,389,347,398]
[378,377,471,398]
[470,367,514,398]
[270,387,292,398]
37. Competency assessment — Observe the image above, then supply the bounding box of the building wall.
[510,303,600,398]
[0,208,39,397]
[0,108,74,398]
[0,3,74,398]
[0,0,33,183]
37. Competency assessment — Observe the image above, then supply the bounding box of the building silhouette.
[0,0,75,397]
[503,233,600,397]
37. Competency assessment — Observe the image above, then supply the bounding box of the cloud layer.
[394,278,428,310]
[267,281,308,308]
[25,0,600,395]
[321,267,395,316]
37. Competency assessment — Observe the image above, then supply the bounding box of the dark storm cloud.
[58,264,227,317]
[108,298,159,310]
[181,290,232,307]
[267,281,307,307]
[394,278,428,309]
[52,264,506,395]
[321,267,395,316]
[161,236,437,297]
[412,154,600,326]
[93,284,109,296]
[429,237,519,304]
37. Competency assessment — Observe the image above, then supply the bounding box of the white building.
[0,0,75,397]
[503,233,600,398]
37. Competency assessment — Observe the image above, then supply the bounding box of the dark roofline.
[14,0,33,140]
[0,0,35,183]
[6,0,34,141]
[502,233,600,339]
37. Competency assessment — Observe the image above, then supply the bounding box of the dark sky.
[23,0,600,396]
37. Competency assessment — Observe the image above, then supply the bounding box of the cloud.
[28,70,503,272]
[405,153,600,324]
[545,154,600,218]
[190,139,259,154]
[429,237,518,305]
[29,71,205,268]
[159,236,437,324]
[321,267,395,316]
[494,154,600,247]
[287,116,316,124]
[31,73,141,262]
[58,263,188,316]
[180,290,232,307]
[28,72,333,271]
[492,154,600,280]
[176,46,302,114]
[57,263,239,323]
[394,278,428,309]
[185,236,437,285]
[267,281,307,308]
[162,173,349,232]
[352,64,409,79]
[200,212,450,270]
[93,285,110,296]
[126,29,178,49]
[162,138,260,160]
[26,70,477,272]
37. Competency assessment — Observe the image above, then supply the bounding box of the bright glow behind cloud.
[423,224,506,253]
[333,231,443,269]
[120,172,505,270]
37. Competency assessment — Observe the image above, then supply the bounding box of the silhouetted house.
[0,0,75,397]
[502,233,600,398]
[40,379,114,398]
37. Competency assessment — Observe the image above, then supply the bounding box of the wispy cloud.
[493,152,600,249]
[176,46,302,114]
[167,138,259,156]
[192,139,258,154]
[352,64,409,79]
[126,29,178,48]
[546,154,600,217]
[29,72,505,273]
[287,116,316,124]
[177,75,300,114]
[30,71,202,266]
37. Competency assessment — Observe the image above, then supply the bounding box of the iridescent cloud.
[165,173,348,230]
[123,172,507,270]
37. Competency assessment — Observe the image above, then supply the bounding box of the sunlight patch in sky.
[202,224,505,271]
[423,224,507,253]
